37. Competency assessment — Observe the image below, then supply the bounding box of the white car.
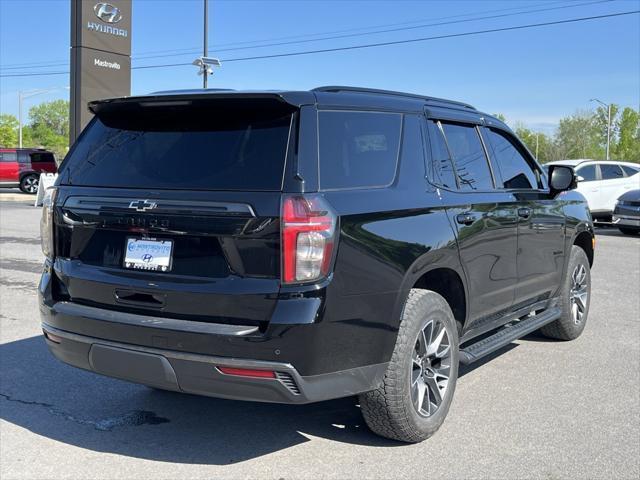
[544,160,640,220]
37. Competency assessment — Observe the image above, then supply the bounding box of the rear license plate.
[124,238,173,272]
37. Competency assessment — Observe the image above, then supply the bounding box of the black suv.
[39,87,594,443]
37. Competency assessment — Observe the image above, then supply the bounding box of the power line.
[132,0,598,61]
[134,0,613,60]
[1,10,637,78]
[0,0,608,71]
[222,10,640,63]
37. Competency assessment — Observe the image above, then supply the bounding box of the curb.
[0,194,37,204]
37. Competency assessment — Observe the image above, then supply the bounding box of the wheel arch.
[19,170,39,183]
[393,249,469,334]
[573,227,594,266]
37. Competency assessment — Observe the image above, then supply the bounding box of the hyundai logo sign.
[94,3,122,23]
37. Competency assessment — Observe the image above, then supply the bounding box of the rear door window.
[60,103,293,191]
[440,123,494,190]
[30,152,55,163]
[600,164,625,180]
[484,128,539,189]
[318,111,402,190]
[426,120,457,189]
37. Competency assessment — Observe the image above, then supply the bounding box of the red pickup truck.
[0,148,57,193]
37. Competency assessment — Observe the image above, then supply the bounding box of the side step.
[459,307,561,364]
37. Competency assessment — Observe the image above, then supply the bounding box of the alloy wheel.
[23,177,39,193]
[410,318,451,417]
[569,263,588,325]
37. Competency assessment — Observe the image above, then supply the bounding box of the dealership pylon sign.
[70,0,132,143]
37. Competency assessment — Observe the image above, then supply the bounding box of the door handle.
[456,213,478,225]
[518,207,532,219]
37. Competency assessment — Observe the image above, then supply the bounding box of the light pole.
[18,87,69,148]
[590,98,611,160]
[203,0,208,88]
[192,0,220,86]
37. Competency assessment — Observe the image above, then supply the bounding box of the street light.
[18,87,69,148]
[590,98,612,161]
[192,56,221,83]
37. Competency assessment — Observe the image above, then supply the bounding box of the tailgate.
[53,189,281,325]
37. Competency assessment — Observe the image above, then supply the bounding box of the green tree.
[593,104,620,155]
[614,107,640,162]
[0,114,19,147]
[29,100,69,137]
[555,111,602,159]
[514,123,552,163]
[25,100,70,158]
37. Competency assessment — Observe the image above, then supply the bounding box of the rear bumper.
[42,322,387,404]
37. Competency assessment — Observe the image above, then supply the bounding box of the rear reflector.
[43,330,62,344]
[217,366,275,379]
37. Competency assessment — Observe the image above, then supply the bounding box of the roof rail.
[312,86,476,110]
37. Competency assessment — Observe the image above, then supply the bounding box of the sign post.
[70,0,132,144]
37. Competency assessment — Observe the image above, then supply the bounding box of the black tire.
[619,227,639,236]
[19,174,39,194]
[539,245,591,340]
[359,289,459,443]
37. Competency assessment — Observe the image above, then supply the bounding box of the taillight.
[40,187,57,259]
[281,195,337,284]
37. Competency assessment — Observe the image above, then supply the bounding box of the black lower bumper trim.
[42,323,387,404]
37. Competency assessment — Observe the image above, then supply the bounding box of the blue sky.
[1,0,639,134]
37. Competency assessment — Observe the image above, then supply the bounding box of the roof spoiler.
[88,91,314,115]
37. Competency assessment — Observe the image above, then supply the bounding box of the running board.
[459,307,561,364]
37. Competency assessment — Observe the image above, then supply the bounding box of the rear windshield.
[60,101,293,191]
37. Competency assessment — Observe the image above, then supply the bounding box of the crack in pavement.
[0,392,170,431]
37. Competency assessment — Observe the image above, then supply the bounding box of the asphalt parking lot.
[1,201,638,480]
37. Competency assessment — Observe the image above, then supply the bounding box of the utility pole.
[203,0,208,89]
[18,93,23,148]
[590,98,612,160]
[193,0,219,86]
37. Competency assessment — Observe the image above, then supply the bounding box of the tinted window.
[441,123,493,190]
[18,152,30,163]
[600,164,624,180]
[576,164,597,182]
[60,106,292,191]
[427,121,457,189]
[318,111,401,189]
[485,128,538,189]
[30,152,55,163]
[622,165,639,177]
[0,152,17,162]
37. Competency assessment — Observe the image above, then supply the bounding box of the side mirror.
[548,165,576,194]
